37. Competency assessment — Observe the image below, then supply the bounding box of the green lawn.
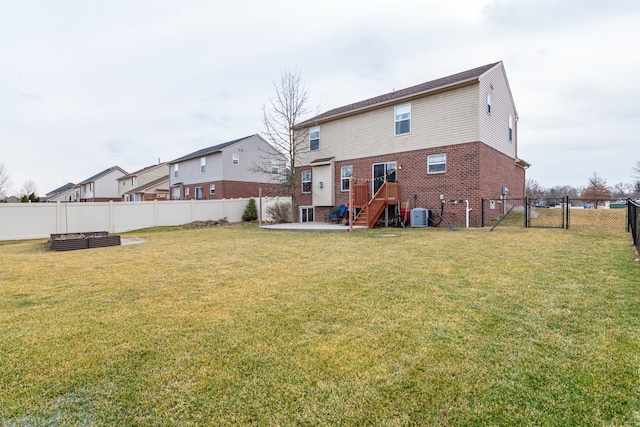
[1,225,638,426]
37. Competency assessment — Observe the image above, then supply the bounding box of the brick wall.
[181,180,283,200]
[295,142,525,227]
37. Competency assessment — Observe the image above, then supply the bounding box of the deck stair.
[351,181,399,228]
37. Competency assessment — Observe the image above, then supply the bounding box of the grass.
[0,225,639,426]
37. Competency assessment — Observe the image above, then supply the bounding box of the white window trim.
[301,170,311,194]
[232,154,239,165]
[174,164,179,178]
[271,160,279,174]
[428,154,446,174]
[341,165,353,192]
[309,126,320,151]
[210,184,215,195]
[200,157,206,173]
[508,114,514,142]
[195,186,203,200]
[487,93,492,114]
[184,187,190,198]
[394,104,411,136]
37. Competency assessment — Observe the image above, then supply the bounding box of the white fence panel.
[0,196,291,241]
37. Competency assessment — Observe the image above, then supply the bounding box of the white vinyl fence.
[0,196,291,241]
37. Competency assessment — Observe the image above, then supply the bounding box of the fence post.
[565,196,570,229]
[524,197,529,228]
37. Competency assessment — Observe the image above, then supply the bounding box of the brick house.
[294,62,529,227]
[168,134,284,200]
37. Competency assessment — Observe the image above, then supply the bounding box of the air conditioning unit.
[411,208,429,227]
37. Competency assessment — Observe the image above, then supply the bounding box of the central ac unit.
[411,208,429,227]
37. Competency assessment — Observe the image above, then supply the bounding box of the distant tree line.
[527,166,640,206]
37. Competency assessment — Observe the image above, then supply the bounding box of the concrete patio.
[259,222,368,232]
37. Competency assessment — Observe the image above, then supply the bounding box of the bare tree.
[633,161,640,183]
[21,179,39,199]
[581,173,611,207]
[0,163,12,200]
[260,69,312,222]
[525,178,545,201]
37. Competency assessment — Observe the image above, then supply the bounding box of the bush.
[242,198,258,222]
[266,202,291,223]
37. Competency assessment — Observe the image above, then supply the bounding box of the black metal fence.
[482,197,631,233]
[629,199,640,252]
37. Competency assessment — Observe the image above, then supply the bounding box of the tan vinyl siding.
[300,84,480,165]
[479,64,517,158]
[312,163,334,207]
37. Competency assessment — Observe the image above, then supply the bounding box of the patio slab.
[259,222,368,232]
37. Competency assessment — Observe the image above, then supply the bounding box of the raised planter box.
[50,232,121,251]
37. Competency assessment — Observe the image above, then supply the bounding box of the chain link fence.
[629,199,640,252]
[482,197,631,233]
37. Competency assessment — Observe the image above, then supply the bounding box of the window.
[487,93,492,114]
[508,114,513,142]
[271,160,279,174]
[131,177,136,186]
[200,157,206,173]
[341,165,353,192]
[195,187,203,200]
[428,154,446,174]
[310,126,319,151]
[184,187,190,199]
[174,164,179,178]
[302,170,311,193]
[394,104,411,135]
[232,154,239,165]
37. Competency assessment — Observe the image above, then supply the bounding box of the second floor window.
[232,154,239,165]
[200,157,206,173]
[174,164,179,178]
[508,114,513,142]
[395,104,411,135]
[310,126,319,151]
[302,170,311,193]
[271,160,279,174]
[487,93,492,114]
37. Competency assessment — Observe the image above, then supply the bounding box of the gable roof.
[45,182,75,197]
[170,135,257,164]
[77,166,128,185]
[120,163,167,180]
[126,175,169,193]
[299,62,501,126]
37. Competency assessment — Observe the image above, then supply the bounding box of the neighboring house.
[43,182,76,202]
[118,163,170,201]
[168,134,283,200]
[294,61,529,227]
[73,166,128,202]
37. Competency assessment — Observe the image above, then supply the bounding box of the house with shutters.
[294,61,529,227]
[168,134,284,200]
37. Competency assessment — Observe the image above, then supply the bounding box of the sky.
[1,0,639,197]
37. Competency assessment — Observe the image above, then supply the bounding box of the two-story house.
[294,61,529,227]
[118,163,170,201]
[73,166,128,202]
[43,182,76,202]
[168,134,283,200]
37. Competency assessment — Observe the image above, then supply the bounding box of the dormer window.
[394,104,411,135]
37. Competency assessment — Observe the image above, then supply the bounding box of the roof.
[127,175,169,193]
[169,135,257,164]
[120,163,167,180]
[298,62,501,126]
[45,182,75,197]
[77,166,128,185]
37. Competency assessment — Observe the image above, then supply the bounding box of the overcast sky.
[1,0,639,196]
